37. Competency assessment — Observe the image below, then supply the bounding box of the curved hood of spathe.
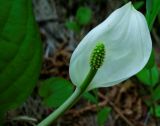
[69,2,152,90]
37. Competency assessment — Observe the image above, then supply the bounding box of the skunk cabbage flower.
[69,2,152,90]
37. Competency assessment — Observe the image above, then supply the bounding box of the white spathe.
[69,2,152,90]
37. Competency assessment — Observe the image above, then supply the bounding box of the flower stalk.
[38,1,152,125]
[37,43,105,126]
[37,69,97,126]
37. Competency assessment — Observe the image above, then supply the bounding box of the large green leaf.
[0,0,42,114]
[146,0,160,29]
[150,105,160,117]
[39,77,74,108]
[145,49,155,69]
[152,86,160,101]
[137,0,160,86]
[133,1,144,10]
[136,64,159,87]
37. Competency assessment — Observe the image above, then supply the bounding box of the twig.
[11,116,37,122]
[144,111,150,126]
[67,92,135,126]
[67,100,108,117]
[98,92,135,126]
[6,116,37,126]
[149,68,159,126]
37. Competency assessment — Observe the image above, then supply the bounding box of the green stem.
[149,69,158,126]
[150,88,158,126]
[37,68,97,126]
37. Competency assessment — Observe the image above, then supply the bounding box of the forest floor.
[5,0,160,126]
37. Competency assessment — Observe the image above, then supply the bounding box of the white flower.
[69,2,152,90]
